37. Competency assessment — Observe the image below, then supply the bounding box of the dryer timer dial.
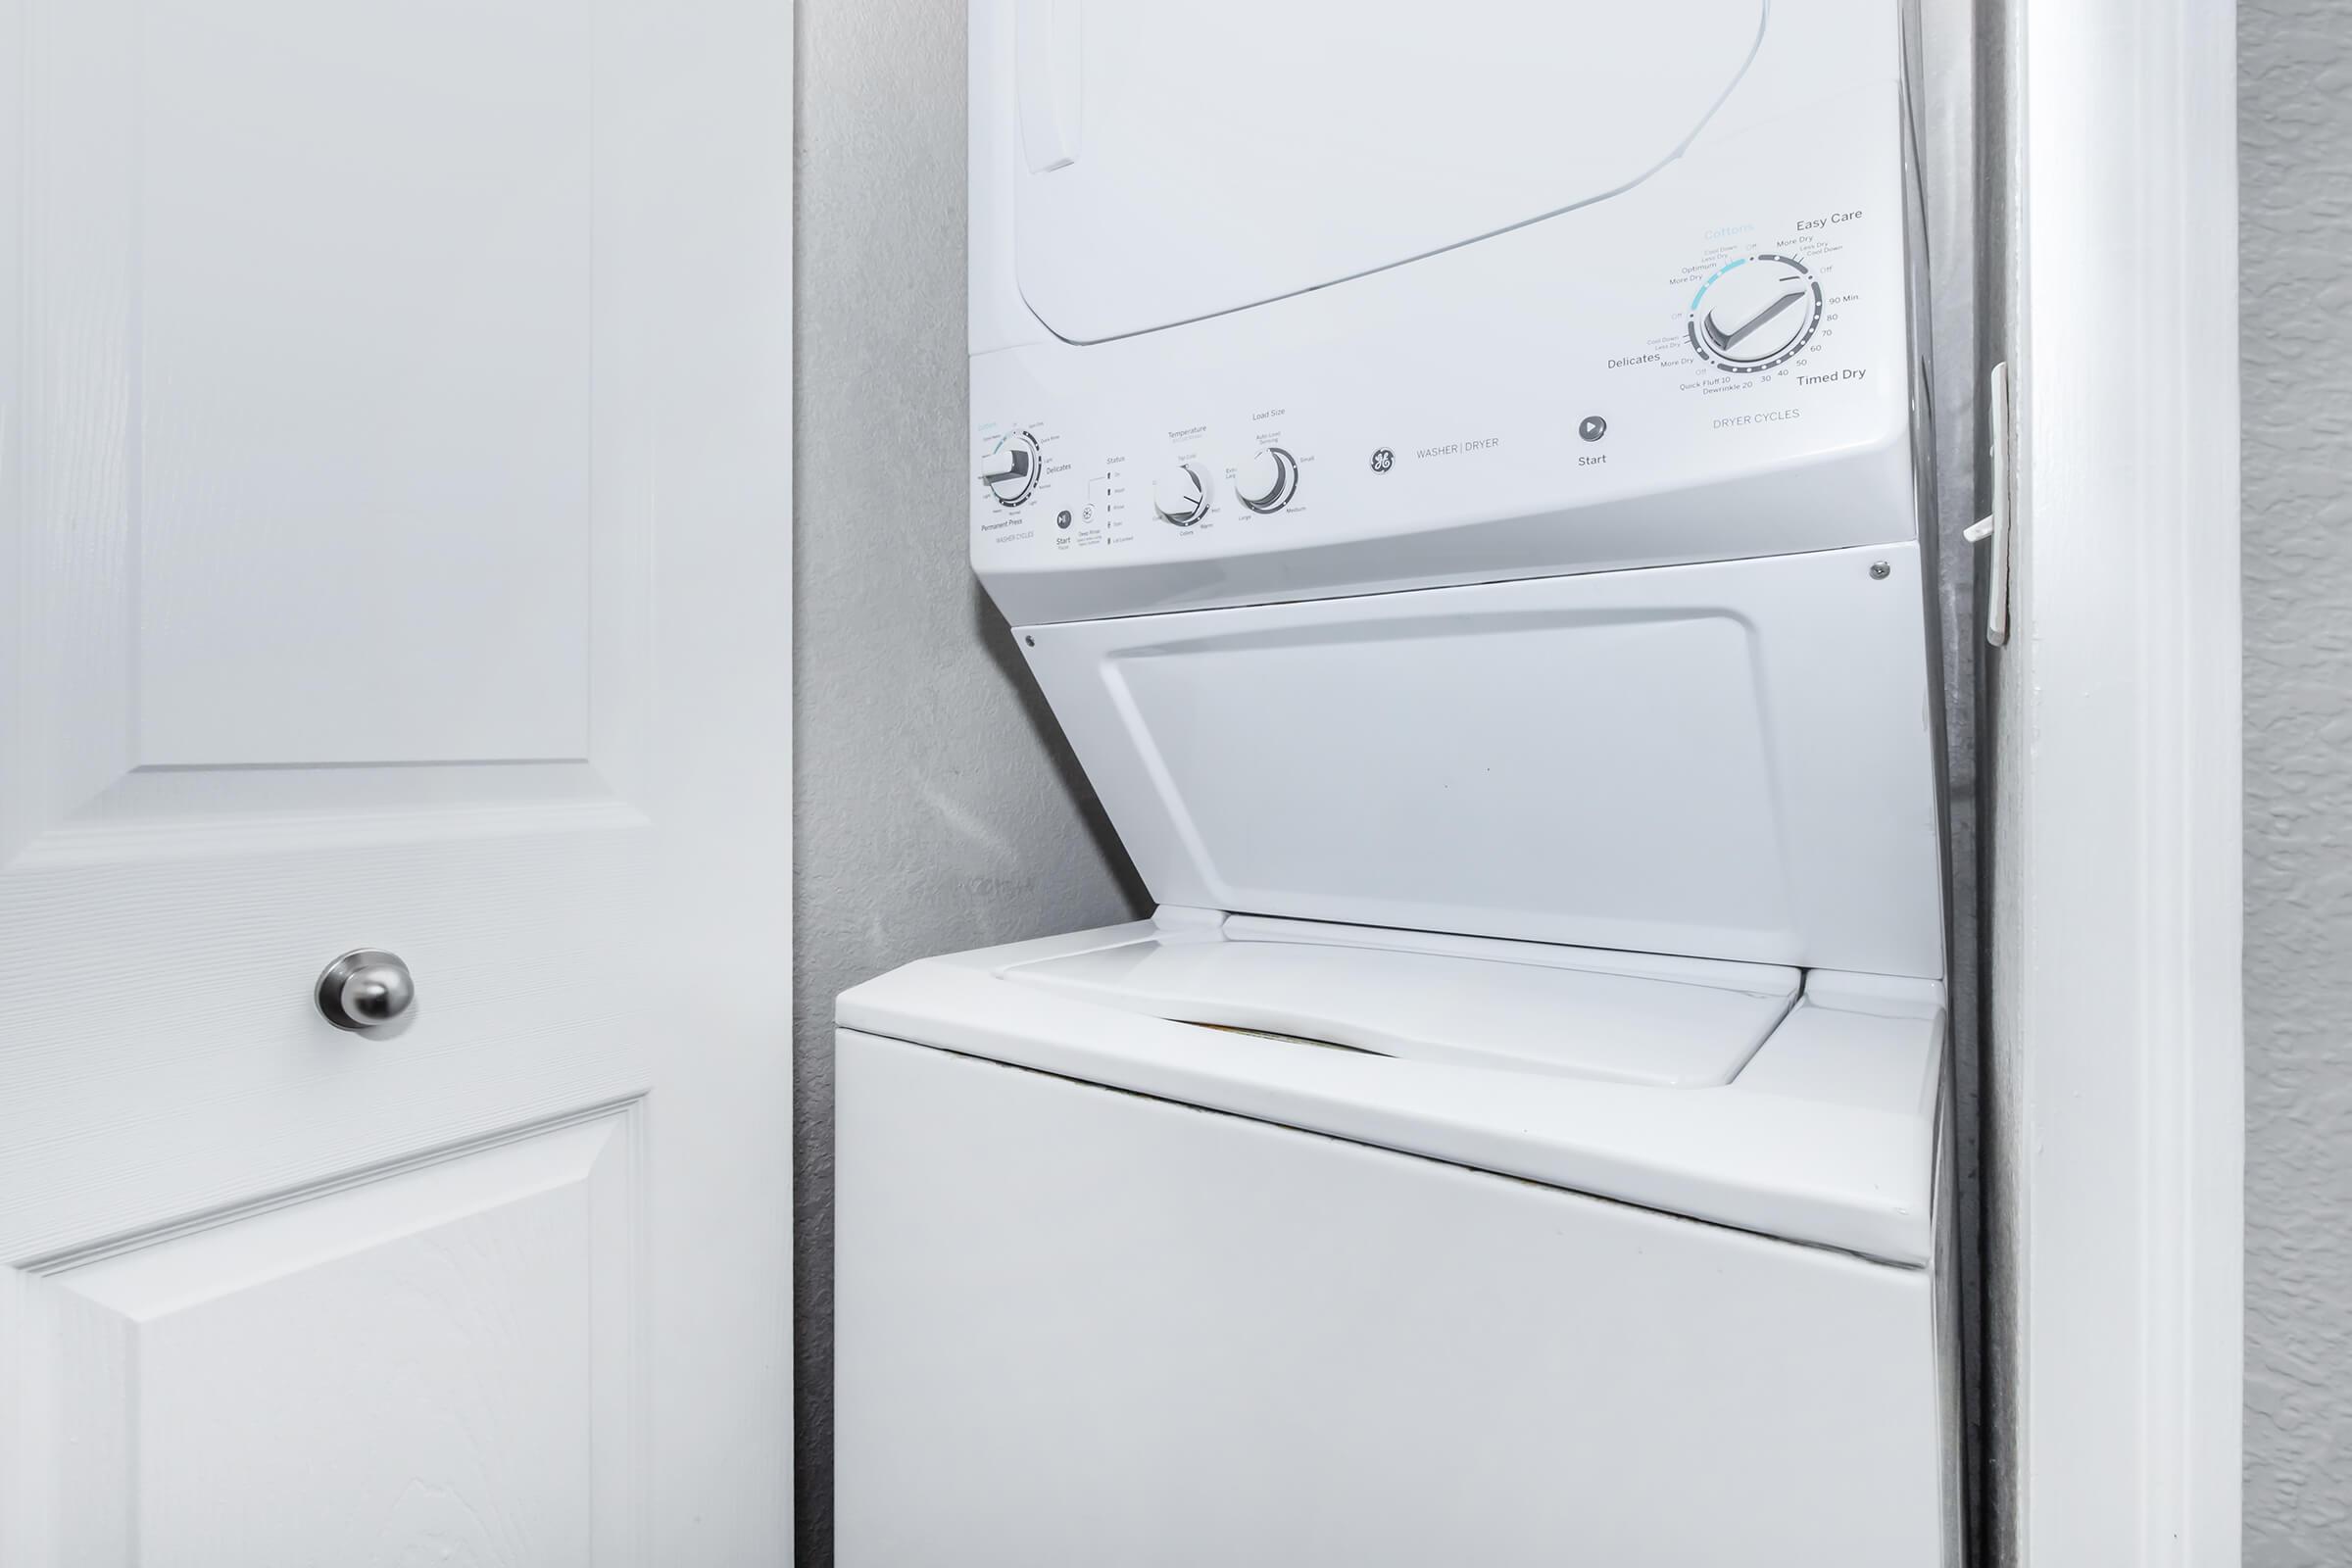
[1689,255,1823,371]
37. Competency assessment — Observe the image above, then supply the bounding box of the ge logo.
[1369,448,1395,473]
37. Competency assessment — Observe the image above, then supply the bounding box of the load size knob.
[1152,464,1211,526]
[980,432,1041,507]
[1234,447,1298,513]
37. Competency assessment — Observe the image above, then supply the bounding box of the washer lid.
[1009,0,1768,343]
[1015,546,1948,979]
[1004,915,1798,1088]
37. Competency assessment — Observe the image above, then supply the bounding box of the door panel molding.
[2,1099,650,1560]
[12,1095,642,1275]
[13,780,648,871]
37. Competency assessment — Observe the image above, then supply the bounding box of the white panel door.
[0,0,793,1560]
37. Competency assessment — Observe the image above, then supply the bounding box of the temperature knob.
[980,432,1041,507]
[1234,447,1299,513]
[1152,464,1211,526]
[1690,254,1823,371]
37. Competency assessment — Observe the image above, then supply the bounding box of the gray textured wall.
[2242,3,2352,1561]
[791,2,1146,1558]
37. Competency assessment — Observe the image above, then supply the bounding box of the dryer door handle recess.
[1017,0,1083,173]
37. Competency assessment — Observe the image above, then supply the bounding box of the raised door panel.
[0,0,646,872]
[0,1107,645,1563]
[135,0,595,767]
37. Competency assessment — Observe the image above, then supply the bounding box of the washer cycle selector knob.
[980,432,1041,507]
[1152,464,1211,525]
[1233,447,1299,513]
[1690,254,1823,371]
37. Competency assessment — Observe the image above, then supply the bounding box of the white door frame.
[1985,1,2242,1563]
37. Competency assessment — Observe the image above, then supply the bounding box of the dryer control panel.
[969,87,1922,628]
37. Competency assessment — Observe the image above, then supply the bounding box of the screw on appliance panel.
[1024,635,1036,647]
[1870,561,1891,579]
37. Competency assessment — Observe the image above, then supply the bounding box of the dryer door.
[1007,0,1769,342]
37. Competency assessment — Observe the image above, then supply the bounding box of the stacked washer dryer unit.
[837,2,1956,1564]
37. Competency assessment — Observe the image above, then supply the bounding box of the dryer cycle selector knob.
[980,432,1042,507]
[1152,464,1211,526]
[1689,254,1823,371]
[1234,447,1298,513]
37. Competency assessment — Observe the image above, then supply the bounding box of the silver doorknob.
[316,949,416,1031]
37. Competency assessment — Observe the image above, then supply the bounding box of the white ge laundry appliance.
[835,2,1959,1564]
